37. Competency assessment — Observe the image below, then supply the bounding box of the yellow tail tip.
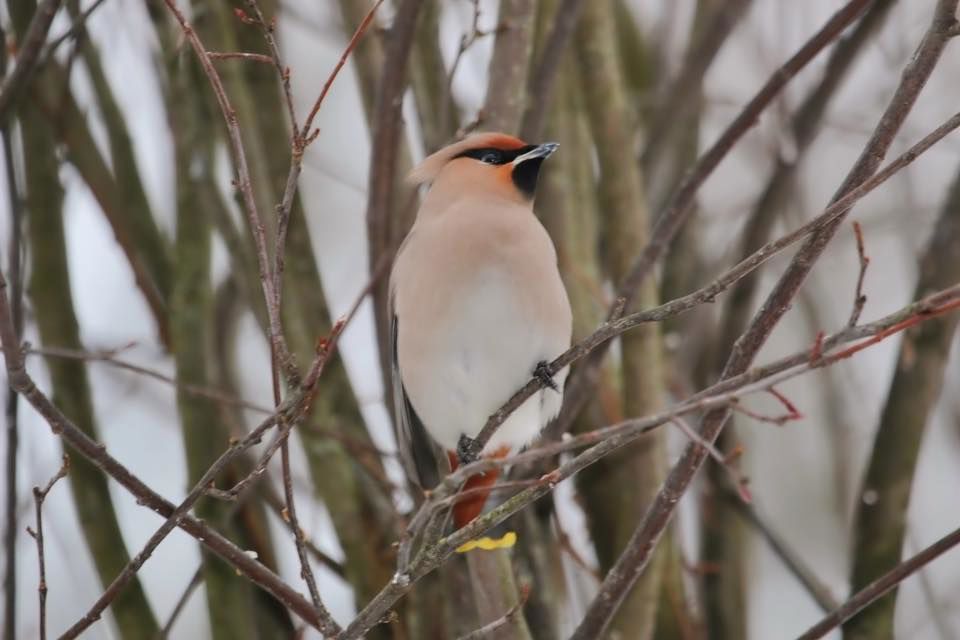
[455,531,518,553]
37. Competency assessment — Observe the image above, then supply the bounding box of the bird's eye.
[480,151,502,164]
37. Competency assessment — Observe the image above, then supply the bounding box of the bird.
[389,132,572,529]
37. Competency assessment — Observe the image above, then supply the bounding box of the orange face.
[410,132,557,206]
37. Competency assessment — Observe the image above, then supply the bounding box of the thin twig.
[552,512,600,583]
[25,455,69,640]
[159,0,380,627]
[571,3,959,635]
[338,285,960,639]
[25,345,273,414]
[159,0,297,386]
[56,294,357,637]
[156,568,202,639]
[797,523,960,639]
[303,0,384,143]
[520,0,587,140]
[729,388,803,427]
[280,435,325,613]
[208,255,387,501]
[552,0,874,440]
[469,104,960,458]
[270,0,383,380]
[0,270,322,631]
[722,491,840,613]
[0,0,65,124]
[207,51,274,65]
[207,422,292,501]
[260,488,346,578]
[37,0,108,66]
[847,220,870,326]
[669,417,751,503]
[160,474,347,639]
[243,0,299,139]
[365,0,423,393]
[456,583,531,640]
[441,0,487,136]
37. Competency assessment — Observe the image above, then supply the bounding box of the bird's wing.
[389,289,447,490]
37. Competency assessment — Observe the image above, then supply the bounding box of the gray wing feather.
[389,292,446,489]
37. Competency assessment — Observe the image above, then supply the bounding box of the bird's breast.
[394,211,571,451]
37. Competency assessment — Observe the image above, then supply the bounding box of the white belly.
[400,266,567,453]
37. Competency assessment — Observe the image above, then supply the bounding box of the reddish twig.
[25,454,69,640]
[242,0,299,139]
[271,0,383,367]
[207,422,293,501]
[338,284,960,639]
[551,0,873,441]
[302,0,384,143]
[161,0,381,623]
[159,0,296,388]
[571,3,959,635]
[729,387,803,427]
[468,104,960,459]
[797,523,960,639]
[848,220,871,326]
[670,417,751,503]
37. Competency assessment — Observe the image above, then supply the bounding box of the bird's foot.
[457,434,479,465]
[534,360,559,392]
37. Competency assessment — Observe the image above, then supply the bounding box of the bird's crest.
[408,132,526,185]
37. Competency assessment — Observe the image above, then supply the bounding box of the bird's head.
[409,132,558,205]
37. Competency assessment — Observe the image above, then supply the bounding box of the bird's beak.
[512,142,559,166]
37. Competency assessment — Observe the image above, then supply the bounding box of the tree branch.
[845,160,960,637]
[552,0,874,439]
[798,523,960,639]
[0,0,64,124]
[25,454,69,640]
[481,0,536,133]
[340,283,960,639]
[520,0,586,141]
[1,90,23,640]
[468,103,960,459]
[571,2,960,635]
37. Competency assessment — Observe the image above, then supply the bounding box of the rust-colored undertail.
[447,447,509,529]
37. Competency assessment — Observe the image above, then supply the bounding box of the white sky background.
[2,0,960,638]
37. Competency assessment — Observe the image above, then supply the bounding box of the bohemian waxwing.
[389,132,572,527]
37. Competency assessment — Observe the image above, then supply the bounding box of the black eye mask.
[453,145,546,197]
[454,145,538,165]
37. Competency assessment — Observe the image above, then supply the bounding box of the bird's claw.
[457,434,479,465]
[534,360,559,392]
